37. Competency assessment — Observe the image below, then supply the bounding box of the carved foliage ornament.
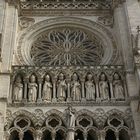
[31,28,104,66]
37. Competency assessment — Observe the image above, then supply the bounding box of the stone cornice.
[6,0,126,16]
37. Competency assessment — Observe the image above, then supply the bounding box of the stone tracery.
[5,108,133,140]
[31,28,104,66]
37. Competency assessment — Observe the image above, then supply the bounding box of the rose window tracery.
[31,28,104,66]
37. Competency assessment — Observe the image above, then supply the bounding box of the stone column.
[66,128,75,140]
[81,78,86,102]
[51,131,56,140]
[67,78,72,102]
[36,130,42,140]
[4,131,10,140]
[100,131,106,140]
[109,78,115,101]
[95,79,100,102]
[8,79,14,103]
[19,132,24,140]
[23,77,29,102]
[115,132,119,140]
[37,78,43,103]
[52,78,57,102]
[83,132,87,140]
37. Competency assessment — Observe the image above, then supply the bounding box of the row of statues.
[13,72,125,103]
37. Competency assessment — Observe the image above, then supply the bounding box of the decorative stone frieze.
[10,65,127,105]
[7,0,126,16]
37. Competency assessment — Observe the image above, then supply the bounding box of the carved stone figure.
[42,75,52,102]
[13,76,23,102]
[71,73,81,101]
[99,73,109,101]
[28,75,38,102]
[66,106,75,140]
[67,106,75,128]
[57,73,67,101]
[113,73,125,100]
[85,74,95,100]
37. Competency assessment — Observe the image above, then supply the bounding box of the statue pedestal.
[23,99,27,103]
[52,98,57,102]
[96,98,101,103]
[66,128,75,140]
[67,97,72,102]
[37,98,42,103]
[81,98,86,102]
[111,98,116,102]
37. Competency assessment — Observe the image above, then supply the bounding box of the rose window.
[31,28,104,66]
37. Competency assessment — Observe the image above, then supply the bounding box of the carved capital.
[23,77,29,83]
[38,78,43,84]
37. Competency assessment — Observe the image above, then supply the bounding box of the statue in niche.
[85,73,95,101]
[68,106,75,128]
[42,75,53,102]
[113,73,125,100]
[99,73,110,101]
[71,73,81,101]
[57,73,67,101]
[13,75,23,102]
[66,106,76,140]
[28,75,38,102]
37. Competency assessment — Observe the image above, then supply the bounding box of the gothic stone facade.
[0,0,140,140]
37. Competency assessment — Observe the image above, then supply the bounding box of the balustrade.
[10,66,127,104]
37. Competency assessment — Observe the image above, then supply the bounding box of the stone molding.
[15,17,120,66]
[6,0,126,16]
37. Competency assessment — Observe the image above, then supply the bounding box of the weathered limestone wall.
[0,1,18,140]
[125,0,140,139]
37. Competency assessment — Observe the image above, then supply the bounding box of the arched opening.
[56,130,65,140]
[87,130,98,140]
[75,129,84,140]
[9,131,19,140]
[23,130,34,140]
[119,129,130,140]
[42,130,52,140]
[105,129,116,140]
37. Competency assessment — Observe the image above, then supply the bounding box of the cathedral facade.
[0,0,140,140]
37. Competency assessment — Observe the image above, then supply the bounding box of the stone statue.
[85,74,95,101]
[57,73,67,101]
[66,106,75,140]
[13,76,23,102]
[42,75,53,102]
[28,75,38,102]
[99,73,109,101]
[113,73,125,100]
[71,73,81,101]
[67,106,75,128]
